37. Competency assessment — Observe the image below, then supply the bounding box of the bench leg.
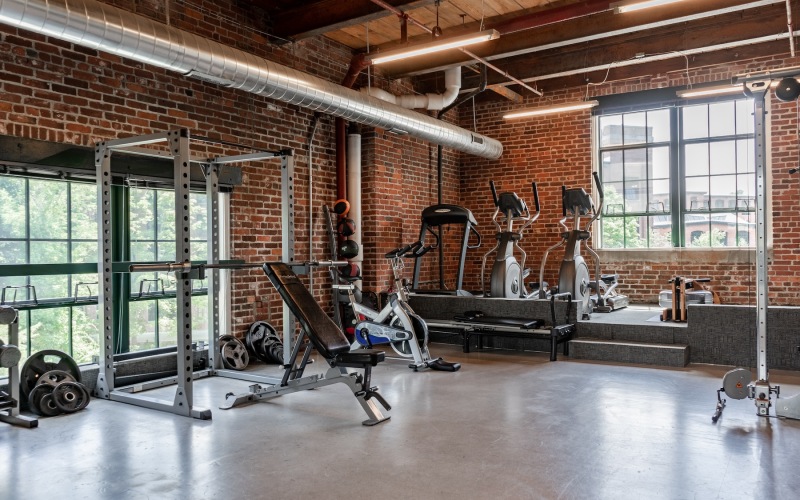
[463,331,471,353]
[550,338,557,361]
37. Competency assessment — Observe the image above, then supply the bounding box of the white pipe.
[361,67,461,111]
[346,130,362,290]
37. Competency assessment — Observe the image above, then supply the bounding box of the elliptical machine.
[480,181,541,298]
[538,173,628,319]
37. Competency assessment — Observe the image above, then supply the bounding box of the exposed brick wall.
[0,1,354,336]
[460,55,800,305]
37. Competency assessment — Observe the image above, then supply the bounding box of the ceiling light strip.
[503,100,599,119]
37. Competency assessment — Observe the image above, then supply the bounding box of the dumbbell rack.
[0,306,38,428]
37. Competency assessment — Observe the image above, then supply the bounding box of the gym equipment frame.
[0,305,38,428]
[713,68,800,421]
[95,129,297,420]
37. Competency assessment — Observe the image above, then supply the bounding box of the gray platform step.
[570,338,689,367]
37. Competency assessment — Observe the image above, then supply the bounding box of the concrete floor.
[3,344,800,500]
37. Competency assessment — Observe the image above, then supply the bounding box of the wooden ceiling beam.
[375,0,783,76]
[268,0,435,41]
[457,5,789,92]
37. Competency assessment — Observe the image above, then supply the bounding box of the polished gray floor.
[3,344,800,500]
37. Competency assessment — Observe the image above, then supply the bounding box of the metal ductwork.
[0,0,502,160]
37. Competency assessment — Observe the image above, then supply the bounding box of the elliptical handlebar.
[489,180,499,207]
[586,171,604,231]
[520,182,541,232]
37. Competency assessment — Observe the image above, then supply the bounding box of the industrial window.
[596,97,755,248]
[0,177,208,364]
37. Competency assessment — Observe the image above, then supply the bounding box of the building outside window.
[596,97,755,249]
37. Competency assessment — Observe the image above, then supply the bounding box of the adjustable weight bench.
[220,263,391,426]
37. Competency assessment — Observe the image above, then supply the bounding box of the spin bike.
[335,242,461,372]
[538,172,628,319]
[480,180,542,298]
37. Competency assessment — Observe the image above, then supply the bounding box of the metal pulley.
[721,368,752,400]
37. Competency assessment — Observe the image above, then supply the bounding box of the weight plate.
[220,339,249,370]
[253,335,269,363]
[722,368,752,400]
[53,381,87,413]
[20,350,81,399]
[75,382,91,411]
[36,370,77,388]
[39,393,62,417]
[27,384,52,416]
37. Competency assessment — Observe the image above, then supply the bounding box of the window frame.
[0,176,215,363]
[594,95,758,250]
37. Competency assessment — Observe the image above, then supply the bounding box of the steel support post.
[206,162,221,370]
[95,141,114,399]
[749,82,777,416]
[281,152,296,365]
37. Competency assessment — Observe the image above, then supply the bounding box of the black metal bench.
[220,263,391,426]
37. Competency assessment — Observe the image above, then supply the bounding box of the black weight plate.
[254,335,269,363]
[220,339,249,370]
[75,382,91,411]
[53,381,86,413]
[27,384,52,416]
[36,370,76,388]
[20,350,81,399]
[39,393,62,417]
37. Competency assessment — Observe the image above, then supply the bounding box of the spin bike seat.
[600,274,618,284]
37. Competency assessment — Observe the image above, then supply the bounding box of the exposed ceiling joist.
[262,0,434,41]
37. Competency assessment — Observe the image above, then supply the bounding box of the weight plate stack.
[20,349,82,401]
[27,372,91,417]
[246,321,284,364]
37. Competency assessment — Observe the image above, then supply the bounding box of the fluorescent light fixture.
[613,0,683,14]
[503,100,599,120]
[369,29,500,65]
[676,85,745,99]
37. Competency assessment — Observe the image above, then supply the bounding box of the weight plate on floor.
[246,321,267,354]
[27,384,52,416]
[53,381,87,413]
[75,382,91,411]
[19,349,81,399]
[39,393,62,417]
[36,370,76,388]
[220,339,249,370]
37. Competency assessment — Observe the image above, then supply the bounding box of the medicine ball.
[337,217,356,237]
[775,77,800,102]
[339,262,361,280]
[333,199,350,216]
[339,239,359,259]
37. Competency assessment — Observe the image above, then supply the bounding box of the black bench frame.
[220,263,391,426]
[426,293,576,361]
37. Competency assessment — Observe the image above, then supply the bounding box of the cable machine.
[713,67,800,421]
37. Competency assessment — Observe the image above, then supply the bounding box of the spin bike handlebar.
[385,241,433,259]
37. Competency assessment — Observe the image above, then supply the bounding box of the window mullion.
[670,106,683,247]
